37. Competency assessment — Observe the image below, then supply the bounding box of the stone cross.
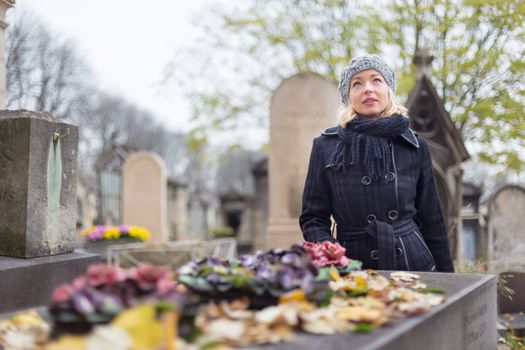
[0,110,78,258]
[413,47,434,79]
[122,151,169,245]
[266,73,340,249]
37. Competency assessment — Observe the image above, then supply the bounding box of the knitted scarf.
[330,114,409,181]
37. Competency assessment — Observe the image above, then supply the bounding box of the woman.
[299,55,454,272]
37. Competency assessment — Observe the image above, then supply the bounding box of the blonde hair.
[338,88,408,127]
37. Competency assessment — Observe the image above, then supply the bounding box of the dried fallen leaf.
[205,319,246,342]
[336,306,382,322]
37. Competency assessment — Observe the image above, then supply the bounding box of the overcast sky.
[12,0,213,132]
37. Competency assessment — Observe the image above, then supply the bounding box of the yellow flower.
[128,226,151,241]
[82,226,95,237]
[104,227,120,240]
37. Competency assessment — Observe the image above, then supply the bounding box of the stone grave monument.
[108,150,237,270]
[266,73,340,249]
[122,151,169,245]
[487,184,525,272]
[0,111,98,313]
[0,0,13,109]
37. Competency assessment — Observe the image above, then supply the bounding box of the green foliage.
[453,259,487,274]
[210,225,235,238]
[171,0,525,172]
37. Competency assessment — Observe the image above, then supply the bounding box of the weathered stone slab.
[263,272,497,350]
[266,73,340,249]
[0,110,78,258]
[0,251,99,313]
[122,151,169,245]
[487,184,525,272]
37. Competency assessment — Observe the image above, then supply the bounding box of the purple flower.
[206,273,225,284]
[117,225,131,234]
[177,261,198,276]
[255,264,276,283]
[72,291,95,315]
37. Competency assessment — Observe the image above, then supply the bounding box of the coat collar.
[399,128,419,148]
[322,126,419,149]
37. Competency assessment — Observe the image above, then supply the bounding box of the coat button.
[385,172,396,182]
[361,176,372,185]
[388,210,399,221]
[370,249,379,260]
[367,214,376,223]
[396,247,403,257]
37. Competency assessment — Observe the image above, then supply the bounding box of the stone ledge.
[262,272,497,350]
[0,251,100,313]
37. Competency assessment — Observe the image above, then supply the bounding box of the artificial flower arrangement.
[82,225,151,242]
[177,241,362,309]
[0,242,447,349]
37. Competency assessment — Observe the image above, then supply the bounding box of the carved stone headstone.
[0,0,14,109]
[266,73,340,249]
[0,110,78,258]
[487,184,525,272]
[122,151,169,245]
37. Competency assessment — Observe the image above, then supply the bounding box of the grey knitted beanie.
[338,55,396,105]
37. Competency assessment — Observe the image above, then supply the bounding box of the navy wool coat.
[299,126,454,272]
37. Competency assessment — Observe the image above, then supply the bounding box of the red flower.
[86,264,126,287]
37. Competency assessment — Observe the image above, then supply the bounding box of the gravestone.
[0,0,14,109]
[0,110,77,258]
[266,73,340,249]
[0,110,99,312]
[122,151,169,245]
[487,184,525,272]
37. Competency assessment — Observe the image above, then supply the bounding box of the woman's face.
[348,69,390,119]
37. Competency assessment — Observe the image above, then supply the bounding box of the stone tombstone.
[0,0,14,109]
[266,73,340,249]
[122,151,169,245]
[487,184,525,272]
[0,110,78,258]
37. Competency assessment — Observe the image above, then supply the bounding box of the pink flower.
[317,256,331,267]
[302,241,350,267]
[72,276,87,290]
[156,276,175,295]
[339,255,350,266]
[129,264,172,291]
[302,242,324,259]
[321,241,345,260]
[86,264,126,287]
[52,284,73,302]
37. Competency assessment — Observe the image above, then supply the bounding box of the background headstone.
[0,0,14,109]
[487,184,525,272]
[122,151,169,245]
[0,110,78,258]
[266,72,340,249]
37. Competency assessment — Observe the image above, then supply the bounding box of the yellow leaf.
[112,304,163,350]
[279,289,306,304]
[44,335,85,350]
[329,266,341,282]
